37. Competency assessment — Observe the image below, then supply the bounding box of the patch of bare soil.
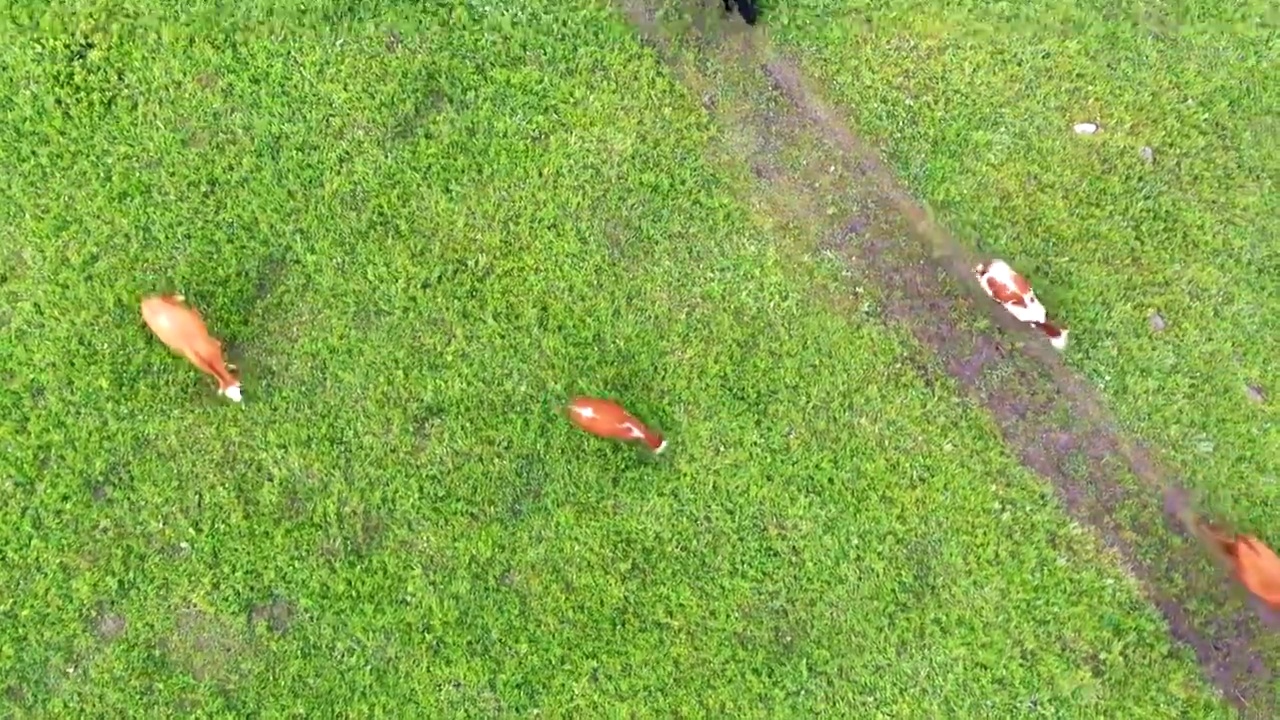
[6,683,29,707]
[163,608,247,685]
[93,605,128,643]
[249,596,297,635]
[614,0,1276,714]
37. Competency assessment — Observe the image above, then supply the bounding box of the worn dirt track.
[614,0,1278,714]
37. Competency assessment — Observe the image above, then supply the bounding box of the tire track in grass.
[613,0,1277,713]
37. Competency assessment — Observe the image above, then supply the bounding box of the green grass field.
[769,0,1280,531]
[0,0,1265,715]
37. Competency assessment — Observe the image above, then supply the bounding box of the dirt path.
[615,0,1278,714]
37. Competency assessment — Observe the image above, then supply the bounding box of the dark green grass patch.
[0,0,1228,715]
[767,1,1280,531]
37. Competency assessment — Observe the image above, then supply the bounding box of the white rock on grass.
[1073,122,1100,135]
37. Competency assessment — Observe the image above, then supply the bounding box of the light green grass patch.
[0,1,1228,715]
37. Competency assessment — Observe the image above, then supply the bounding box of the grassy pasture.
[769,0,1280,532]
[0,0,1237,715]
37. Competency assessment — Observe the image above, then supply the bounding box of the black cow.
[723,0,759,25]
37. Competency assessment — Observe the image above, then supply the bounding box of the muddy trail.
[615,0,1279,714]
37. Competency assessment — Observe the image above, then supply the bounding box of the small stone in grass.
[1148,312,1166,332]
[1073,122,1099,135]
[1246,384,1266,404]
[1140,146,1155,163]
